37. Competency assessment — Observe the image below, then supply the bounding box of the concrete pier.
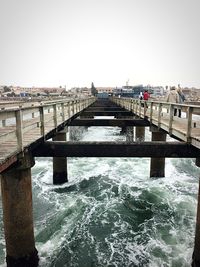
[196,158,200,167]
[192,178,200,267]
[150,130,166,177]
[135,126,145,141]
[0,154,39,267]
[126,126,134,143]
[53,131,68,184]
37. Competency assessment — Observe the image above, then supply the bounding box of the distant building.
[113,85,145,98]
[96,87,114,94]
[149,86,165,96]
[9,86,64,97]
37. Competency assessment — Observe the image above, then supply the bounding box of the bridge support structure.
[196,158,200,167]
[192,177,200,267]
[0,153,39,267]
[150,127,166,177]
[126,126,134,143]
[53,130,68,184]
[135,126,145,141]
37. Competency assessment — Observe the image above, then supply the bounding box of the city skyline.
[0,0,200,89]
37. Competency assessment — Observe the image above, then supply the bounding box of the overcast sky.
[0,0,200,89]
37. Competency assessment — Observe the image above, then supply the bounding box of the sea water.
[0,122,200,267]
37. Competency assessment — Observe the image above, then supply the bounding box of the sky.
[0,0,200,89]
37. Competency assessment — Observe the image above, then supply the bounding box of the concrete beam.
[79,111,133,116]
[33,141,200,158]
[69,119,150,127]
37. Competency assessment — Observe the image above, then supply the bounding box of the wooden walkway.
[0,97,200,173]
[0,98,95,172]
[112,97,200,149]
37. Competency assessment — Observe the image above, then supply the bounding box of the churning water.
[0,120,200,267]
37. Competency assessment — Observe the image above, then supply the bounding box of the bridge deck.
[112,97,200,148]
[0,98,95,172]
[0,97,200,172]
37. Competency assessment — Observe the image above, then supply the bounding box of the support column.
[1,153,39,267]
[120,126,126,135]
[126,126,134,143]
[135,127,145,142]
[196,158,200,167]
[192,178,200,267]
[150,130,166,177]
[79,114,92,131]
[53,130,68,184]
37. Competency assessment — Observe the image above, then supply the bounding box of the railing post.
[131,99,134,113]
[73,100,76,114]
[139,101,142,117]
[61,103,65,121]
[150,102,153,124]
[158,103,162,129]
[186,106,193,142]
[135,100,138,116]
[71,101,75,115]
[1,108,6,126]
[39,106,45,137]
[2,120,6,127]
[168,104,174,135]
[77,100,80,112]
[67,101,70,118]
[15,109,23,151]
[53,104,57,128]
[79,100,81,112]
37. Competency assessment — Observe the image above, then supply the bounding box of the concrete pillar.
[135,127,145,142]
[126,126,134,143]
[1,154,39,267]
[69,126,86,141]
[120,126,126,135]
[150,131,166,177]
[53,130,68,184]
[196,158,200,167]
[192,178,200,267]
[79,114,92,131]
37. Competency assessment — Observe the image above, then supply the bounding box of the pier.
[1,96,200,266]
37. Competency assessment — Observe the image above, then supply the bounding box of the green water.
[0,126,199,267]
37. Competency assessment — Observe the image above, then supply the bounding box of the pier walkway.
[0,98,95,173]
[112,97,200,149]
[1,97,200,172]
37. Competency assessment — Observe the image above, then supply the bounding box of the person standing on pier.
[139,92,143,100]
[176,84,185,118]
[143,89,150,116]
[166,86,179,116]
[143,90,150,105]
